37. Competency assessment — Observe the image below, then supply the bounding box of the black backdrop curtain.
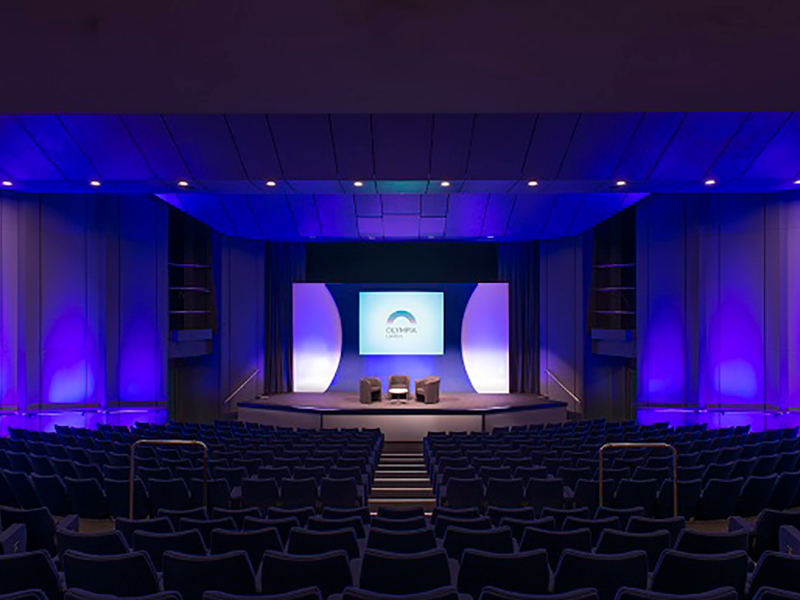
[265,243,305,394]
[498,242,539,394]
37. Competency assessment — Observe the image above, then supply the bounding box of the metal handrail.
[545,370,583,406]
[129,439,208,519]
[224,369,260,405]
[598,442,678,518]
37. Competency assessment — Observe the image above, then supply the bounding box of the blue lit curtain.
[498,242,539,394]
[265,243,306,394]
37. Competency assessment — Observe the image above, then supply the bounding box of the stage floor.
[244,392,554,413]
[238,393,568,441]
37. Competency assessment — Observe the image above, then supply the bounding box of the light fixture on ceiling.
[427,235,435,240]
[615,180,627,187]
[368,236,375,240]
[440,181,451,187]
[527,180,539,187]
[266,180,277,187]
[794,179,800,185]
[1,181,12,187]
[353,181,364,187]
[487,235,495,239]
[177,180,190,187]
[89,180,101,187]
[704,179,717,186]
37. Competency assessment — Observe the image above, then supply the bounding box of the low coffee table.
[388,387,409,401]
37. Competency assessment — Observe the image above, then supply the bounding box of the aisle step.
[368,445,434,510]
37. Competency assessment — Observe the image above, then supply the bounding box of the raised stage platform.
[237,393,568,441]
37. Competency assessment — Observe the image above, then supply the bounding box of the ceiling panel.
[745,112,800,179]
[59,115,154,180]
[315,194,358,238]
[222,195,262,239]
[429,115,473,180]
[541,194,584,238]
[355,195,381,217]
[482,194,515,237]
[288,194,322,238]
[0,116,63,179]
[421,194,448,217]
[122,115,191,180]
[467,115,536,179]
[330,115,373,180]
[505,195,557,238]
[446,193,488,238]
[372,115,432,180]
[613,113,684,181]
[522,113,580,180]
[357,217,383,238]
[383,215,420,239]
[178,195,236,236]
[420,217,446,238]
[163,115,246,180]
[567,193,626,235]
[269,115,338,180]
[707,112,789,181]
[650,112,749,180]
[226,115,283,180]
[250,195,298,240]
[382,194,420,215]
[17,115,98,180]
[558,114,641,180]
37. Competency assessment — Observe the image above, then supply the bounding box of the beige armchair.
[388,375,410,399]
[415,376,441,404]
[359,377,382,404]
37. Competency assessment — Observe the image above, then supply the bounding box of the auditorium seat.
[243,516,299,546]
[178,516,237,546]
[287,527,360,559]
[210,527,282,567]
[204,590,322,600]
[615,587,737,600]
[308,515,366,538]
[163,550,256,600]
[56,529,128,561]
[562,516,620,545]
[115,517,174,546]
[62,550,159,596]
[541,506,590,528]
[554,549,649,600]
[261,550,353,598]
[0,551,63,600]
[749,551,800,597]
[457,549,549,598]
[595,529,671,571]
[650,550,748,597]
[355,548,454,594]
[133,529,207,570]
[519,527,593,569]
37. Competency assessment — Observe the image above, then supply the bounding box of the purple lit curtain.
[498,242,539,394]
[265,243,306,394]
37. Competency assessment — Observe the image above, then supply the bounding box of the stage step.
[368,447,435,511]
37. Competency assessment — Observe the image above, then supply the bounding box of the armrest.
[57,514,80,532]
[780,525,800,554]
[0,523,26,554]
[728,516,754,534]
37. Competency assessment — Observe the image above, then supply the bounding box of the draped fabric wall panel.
[265,243,305,394]
[498,242,539,394]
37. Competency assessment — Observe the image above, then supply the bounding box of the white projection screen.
[359,291,444,355]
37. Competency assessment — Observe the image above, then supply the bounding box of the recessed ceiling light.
[353,181,364,188]
[793,179,800,185]
[487,235,495,239]
[368,236,375,240]
[309,236,316,239]
[704,179,717,186]
[440,181,451,187]
[1,181,12,187]
[266,180,277,187]
[427,236,435,240]
[615,180,627,187]
[177,180,189,187]
[527,180,539,187]
[89,180,101,187]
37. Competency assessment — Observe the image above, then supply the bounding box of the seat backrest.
[366,526,438,554]
[595,529,671,572]
[442,526,515,560]
[358,548,452,594]
[261,549,352,598]
[0,507,56,555]
[163,550,255,600]
[307,515,366,538]
[750,551,800,597]
[373,515,429,531]
[457,548,550,598]
[115,517,174,546]
[433,515,492,538]
[480,587,599,600]
[486,506,536,526]
[499,517,556,542]
[63,550,158,597]
[56,529,128,561]
[280,478,319,509]
[204,589,322,600]
[675,529,748,554]
[0,550,62,600]
[287,527,360,559]
[210,527,282,569]
[651,549,749,597]
[519,527,593,569]
[243,516,299,546]
[64,477,109,519]
[158,507,208,530]
[554,549,649,600]
[133,529,207,571]
[616,586,737,600]
[626,516,685,545]
[179,517,237,546]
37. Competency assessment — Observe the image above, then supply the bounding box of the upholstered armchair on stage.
[415,377,441,404]
[388,375,411,399]
[360,378,382,404]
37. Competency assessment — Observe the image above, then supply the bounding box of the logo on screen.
[386,310,418,339]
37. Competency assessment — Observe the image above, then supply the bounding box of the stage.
[237,393,568,441]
